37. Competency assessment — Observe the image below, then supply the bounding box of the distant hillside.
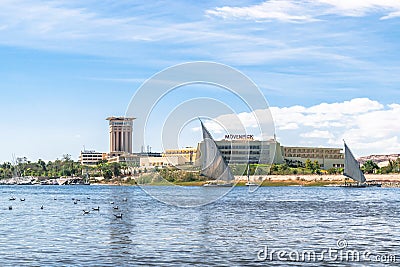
[358,154,400,167]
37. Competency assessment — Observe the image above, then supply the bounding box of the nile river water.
[1,185,399,266]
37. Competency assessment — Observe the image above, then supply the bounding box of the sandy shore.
[90,174,400,187]
[236,174,400,182]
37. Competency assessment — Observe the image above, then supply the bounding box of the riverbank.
[91,174,400,187]
[236,174,400,187]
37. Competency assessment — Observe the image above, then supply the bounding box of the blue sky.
[0,0,399,162]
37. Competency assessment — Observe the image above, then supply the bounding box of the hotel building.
[282,146,344,169]
[79,151,108,166]
[162,147,197,165]
[195,137,344,170]
[106,117,135,157]
[196,138,285,165]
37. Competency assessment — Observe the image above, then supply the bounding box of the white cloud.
[191,109,275,141]
[195,98,400,156]
[319,0,400,17]
[381,10,400,19]
[280,122,299,130]
[270,98,400,156]
[0,0,256,55]
[305,98,384,115]
[0,0,158,42]
[206,0,400,22]
[301,130,334,139]
[206,0,317,22]
[271,98,384,131]
[190,97,399,156]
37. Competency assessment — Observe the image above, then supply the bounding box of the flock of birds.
[7,195,128,219]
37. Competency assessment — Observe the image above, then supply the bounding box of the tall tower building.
[106,117,135,157]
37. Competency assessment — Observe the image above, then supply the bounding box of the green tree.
[103,169,113,180]
[305,159,313,170]
[362,160,379,174]
[110,162,121,177]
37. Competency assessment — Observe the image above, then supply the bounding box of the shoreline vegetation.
[93,174,399,187]
[1,155,400,187]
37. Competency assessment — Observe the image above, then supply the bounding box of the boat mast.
[247,162,250,183]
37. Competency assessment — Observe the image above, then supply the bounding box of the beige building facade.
[195,138,344,169]
[196,138,285,165]
[107,117,135,157]
[107,154,141,166]
[79,151,107,166]
[162,147,197,165]
[281,146,344,169]
[140,156,187,167]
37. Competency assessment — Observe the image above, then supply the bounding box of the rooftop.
[106,116,136,121]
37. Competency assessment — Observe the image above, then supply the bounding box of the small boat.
[20,198,25,201]
[82,210,90,214]
[203,181,233,187]
[9,197,16,201]
[113,206,119,210]
[245,163,258,186]
[92,206,100,211]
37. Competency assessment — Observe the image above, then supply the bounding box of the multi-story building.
[282,146,344,169]
[195,137,344,169]
[140,156,187,168]
[79,151,107,166]
[196,137,285,165]
[162,147,197,165]
[107,153,141,166]
[106,116,135,157]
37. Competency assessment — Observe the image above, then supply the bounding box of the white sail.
[344,142,366,183]
[200,120,235,182]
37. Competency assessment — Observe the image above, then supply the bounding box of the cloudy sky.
[0,0,399,162]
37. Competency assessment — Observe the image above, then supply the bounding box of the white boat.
[200,119,234,187]
[203,181,233,187]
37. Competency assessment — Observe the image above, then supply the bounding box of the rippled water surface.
[1,185,399,266]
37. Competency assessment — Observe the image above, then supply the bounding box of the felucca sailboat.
[200,120,234,187]
[245,162,258,186]
[343,141,381,188]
